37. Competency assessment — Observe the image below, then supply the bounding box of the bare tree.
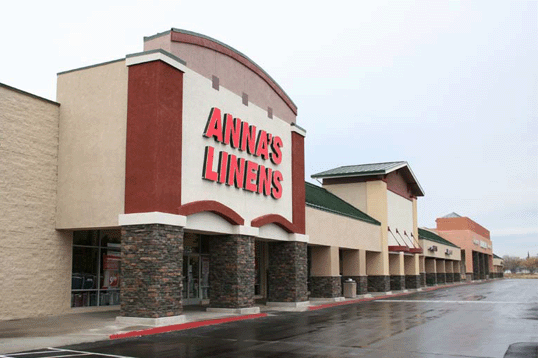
[522,257,538,274]
[502,255,523,273]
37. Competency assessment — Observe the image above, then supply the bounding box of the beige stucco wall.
[305,207,382,251]
[56,60,128,229]
[323,182,367,212]
[365,181,389,274]
[389,253,404,275]
[420,239,461,261]
[180,61,293,224]
[387,191,414,246]
[310,245,340,276]
[0,85,72,320]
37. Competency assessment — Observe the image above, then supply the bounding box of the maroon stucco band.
[291,132,306,234]
[125,60,183,214]
[388,246,410,252]
[408,248,423,254]
[170,31,297,116]
[178,200,245,225]
[251,214,297,233]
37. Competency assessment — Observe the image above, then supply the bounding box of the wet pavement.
[5,279,538,358]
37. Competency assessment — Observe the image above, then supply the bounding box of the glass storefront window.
[71,230,121,308]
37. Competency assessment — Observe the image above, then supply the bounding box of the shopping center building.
[433,213,494,280]
[1,28,498,323]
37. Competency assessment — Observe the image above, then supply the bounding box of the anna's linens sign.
[202,107,283,199]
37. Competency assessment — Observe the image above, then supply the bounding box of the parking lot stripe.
[51,348,135,358]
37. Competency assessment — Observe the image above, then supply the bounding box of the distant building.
[432,213,495,280]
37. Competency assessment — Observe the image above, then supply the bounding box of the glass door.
[183,255,201,305]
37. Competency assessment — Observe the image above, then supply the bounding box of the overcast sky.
[2,1,536,257]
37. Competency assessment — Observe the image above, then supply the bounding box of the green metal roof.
[305,182,381,226]
[493,253,503,260]
[312,161,407,178]
[418,228,460,248]
[311,161,425,197]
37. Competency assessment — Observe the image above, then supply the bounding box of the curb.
[109,279,494,339]
[110,313,267,340]
[308,281,473,311]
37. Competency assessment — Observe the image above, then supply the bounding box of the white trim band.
[119,212,187,227]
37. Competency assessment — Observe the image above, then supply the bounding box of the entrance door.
[183,255,200,305]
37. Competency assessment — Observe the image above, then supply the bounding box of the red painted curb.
[110,313,267,340]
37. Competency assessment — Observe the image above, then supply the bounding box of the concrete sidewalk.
[0,282,473,354]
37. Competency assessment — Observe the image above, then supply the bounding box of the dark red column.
[125,60,184,214]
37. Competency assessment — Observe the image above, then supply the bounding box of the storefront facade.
[310,162,425,294]
[2,29,490,323]
[434,213,494,280]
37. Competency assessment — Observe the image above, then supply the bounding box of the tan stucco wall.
[436,259,446,273]
[425,258,436,273]
[305,207,382,251]
[323,182,367,212]
[341,249,365,276]
[404,254,420,275]
[389,253,404,275]
[310,245,340,276]
[56,60,128,229]
[420,239,461,261]
[365,181,389,274]
[0,85,72,320]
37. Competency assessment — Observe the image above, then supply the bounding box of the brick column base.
[120,224,184,319]
[367,275,390,292]
[436,273,446,284]
[405,275,421,289]
[390,275,405,291]
[267,241,308,302]
[209,235,254,309]
[342,276,368,295]
[420,273,426,287]
[426,273,437,286]
[310,276,341,298]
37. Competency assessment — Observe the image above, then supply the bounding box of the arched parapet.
[251,214,297,234]
[178,200,244,226]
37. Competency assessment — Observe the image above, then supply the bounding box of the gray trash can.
[343,279,357,298]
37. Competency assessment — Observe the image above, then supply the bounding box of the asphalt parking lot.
[5,279,538,358]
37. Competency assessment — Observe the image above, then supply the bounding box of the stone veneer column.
[208,235,257,313]
[310,246,343,299]
[453,273,461,282]
[404,254,421,289]
[389,252,405,291]
[368,276,391,292]
[267,241,308,304]
[421,273,427,286]
[120,223,184,325]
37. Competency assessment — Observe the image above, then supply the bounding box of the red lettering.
[223,114,241,148]
[257,165,272,196]
[244,160,259,192]
[202,146,218,182]
[255,130,269,160]
[270,136,283,165]
[271,170,283,199]
[203,107,223,142]
[227,154,246,189]
[218,151,229,184]
[240,122,257,154]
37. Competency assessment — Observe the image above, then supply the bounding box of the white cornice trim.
[119,212,187,227]
[126,50,187,73]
